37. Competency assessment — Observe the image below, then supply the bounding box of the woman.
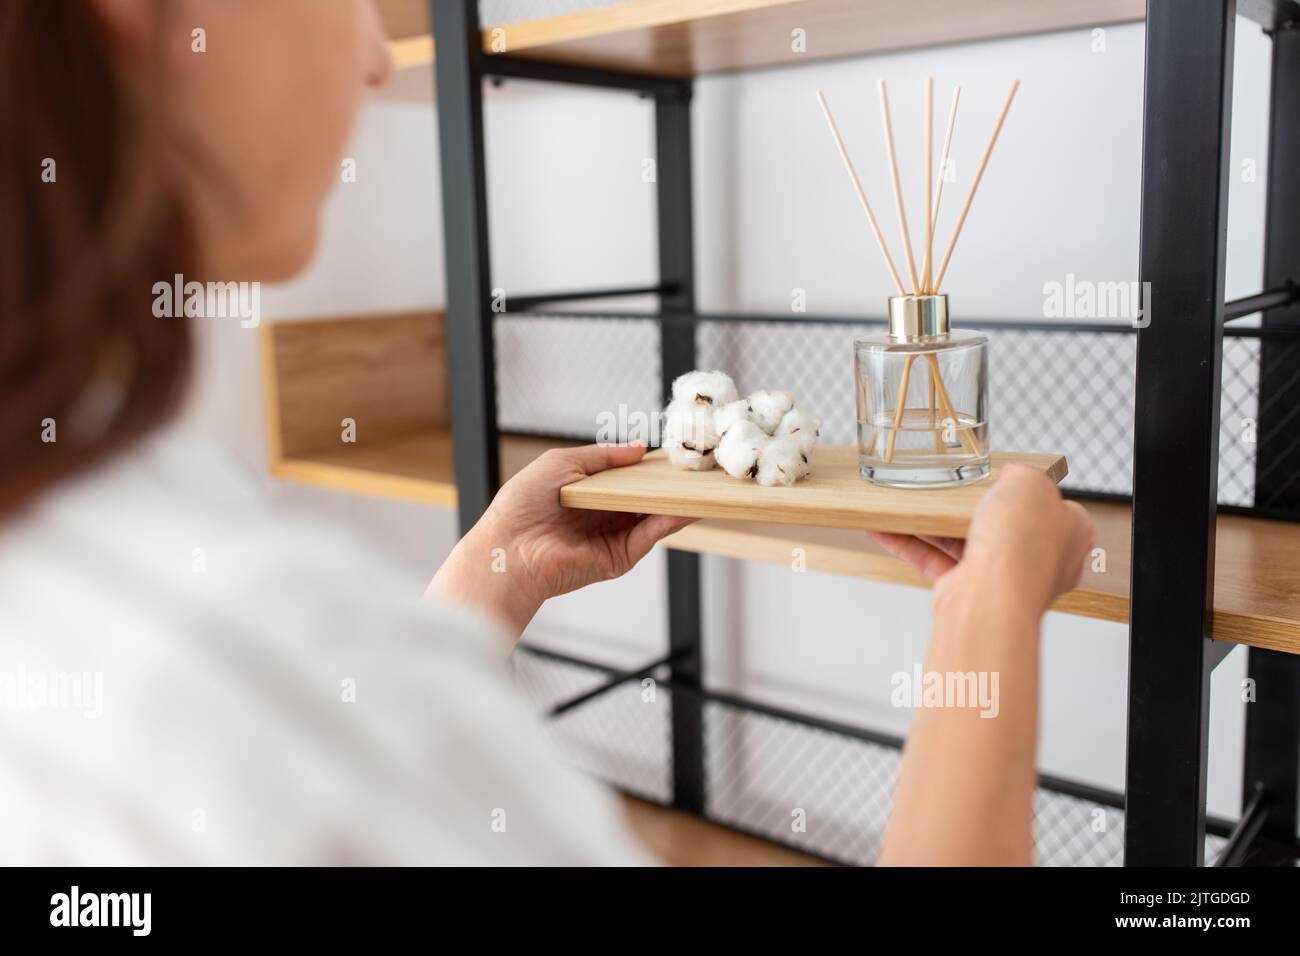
[1,0,1093,865]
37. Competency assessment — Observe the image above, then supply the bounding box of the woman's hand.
[868,464,1095,616]
[428,444,696,637]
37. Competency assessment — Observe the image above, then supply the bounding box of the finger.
[624,513,697,566]
[918,534,965,563]
[868,531,959,582]
[1063,500,1096,557]
[1000,462,1063,502]
[549,442,647,478]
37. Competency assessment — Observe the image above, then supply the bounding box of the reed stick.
[931,85,960,238]
[928,364,942,453]
[927,355,981,456]
[921,77,934,295]
[884,354,916,463]
[933,80,1019,291]
[815,90,907,296]
[877,80,920,295]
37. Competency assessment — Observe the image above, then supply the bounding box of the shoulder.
[0,435,648,864]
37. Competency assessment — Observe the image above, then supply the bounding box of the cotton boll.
[714,399,751,436]
[668,443,716,471]
[777,408,821,457]
[664,399,720,453]
[671,370,739,408]
[747,390,795,434]
[716,421,769,479]
[756,436,805,487]
[663,399,720,470]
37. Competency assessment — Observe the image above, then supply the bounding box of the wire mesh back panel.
[496,313,1271,507]
[704,701,897,864]
[696,322,1142,495]
[512,650,672,804]
[496,316,662,440]
[512,650,1226,865]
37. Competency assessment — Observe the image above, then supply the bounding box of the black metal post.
[656,80,706,814]
[434,0,500,531]
[1244,23,1300,858]
[1125,0,1235,867]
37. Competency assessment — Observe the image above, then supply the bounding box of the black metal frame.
[1243,17,1300,863]
[432,0,1300,866]
[1124,0,1236,868]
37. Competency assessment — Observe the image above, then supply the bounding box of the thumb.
[553,442,647,477]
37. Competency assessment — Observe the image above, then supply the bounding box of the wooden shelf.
[380,0,1145,81]
[560,445,1067,538]
[272,429,561,507]
[665,502,1300,655]
[260,310,561,506]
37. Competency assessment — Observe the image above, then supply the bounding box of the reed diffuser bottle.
[815,74,1018,486]
[855,295,989,487]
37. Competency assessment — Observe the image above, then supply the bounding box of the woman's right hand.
[870,464,1095,617]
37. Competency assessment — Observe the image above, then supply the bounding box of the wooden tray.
[560,445,1068,538]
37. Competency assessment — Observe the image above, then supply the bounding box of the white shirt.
[0,435,651,865]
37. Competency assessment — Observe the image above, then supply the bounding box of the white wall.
[183,17,1275,823]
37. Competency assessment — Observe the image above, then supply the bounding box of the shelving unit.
[267,0,1300,865]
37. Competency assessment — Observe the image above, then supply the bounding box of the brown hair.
[0,1,193,516]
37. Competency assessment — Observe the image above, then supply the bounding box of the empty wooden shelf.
[259,310,557,506]
[268,428,561,506]
[559,445,1066,538]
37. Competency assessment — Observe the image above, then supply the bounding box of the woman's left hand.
[428,444,696,637]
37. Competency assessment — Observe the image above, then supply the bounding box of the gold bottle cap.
[888,294,949,341]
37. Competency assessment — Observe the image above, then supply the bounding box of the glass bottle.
[855,295,989,488]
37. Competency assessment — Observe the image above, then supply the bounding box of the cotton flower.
[713,398,751,436]
[671,370,739,408]
[777,408,820,457]
[755,435,805,487]
[663,398,719,470]
[747,390,795,434]
[715,420,768,479]
[668,443,716,470]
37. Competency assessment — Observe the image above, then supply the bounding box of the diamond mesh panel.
[496,314,1279,509]
[512,649,672,803]
[696,321,1144,495]
[495,316,661,440]
[1219,337,1261,508]
[511,650,1229,866]
[704,702,897,864]
[1243,334,1300,511]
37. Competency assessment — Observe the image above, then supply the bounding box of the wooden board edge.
[259,322,285,471]
[391,35,434,69]
[666,520,1130,627]
[493,0,799,54]
[270,458,457,508]
[1212,609,1300,657]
